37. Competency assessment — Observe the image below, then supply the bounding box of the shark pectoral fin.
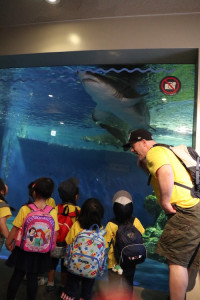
[82,134,122,148]
[92,107,111,123]
[92,108,130,144]
[148,125,156,132]
[120,97,142,107]
[98,123,127,145]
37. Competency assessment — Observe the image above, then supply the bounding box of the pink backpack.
[15,203,56,253]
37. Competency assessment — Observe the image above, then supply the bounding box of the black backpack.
[113,219,146,268]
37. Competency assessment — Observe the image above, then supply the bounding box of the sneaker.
[46,285,55,292]
[112,264,123,275]
[38,277,48,286]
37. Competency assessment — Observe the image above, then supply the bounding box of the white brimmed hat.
[112,190,133,206]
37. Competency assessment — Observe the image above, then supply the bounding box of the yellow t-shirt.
[46,197,56,208]
[147,146,199,208]
[0,199,12,219]
[105,218,145,269]
[13,204,59,231]
[65,220,82,245]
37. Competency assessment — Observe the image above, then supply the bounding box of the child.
[0,178,12,249]
[105,190,145,290]
[5,177,59,300]
[47,177,81,292]
[28,180,56,208]
[60,197,104,300]
[28,179,56,286]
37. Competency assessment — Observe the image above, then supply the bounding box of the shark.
[78,71,150,145]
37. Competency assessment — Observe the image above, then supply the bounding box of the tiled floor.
[0,259,169,300]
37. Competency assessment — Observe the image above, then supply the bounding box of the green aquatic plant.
[143,193,167,262]
[144,193,162,222]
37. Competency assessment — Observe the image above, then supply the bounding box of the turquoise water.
[0,64,196,292]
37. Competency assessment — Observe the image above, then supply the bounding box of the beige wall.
[0,14,200,53]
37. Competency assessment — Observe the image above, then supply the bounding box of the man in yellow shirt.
[123,128,200,300]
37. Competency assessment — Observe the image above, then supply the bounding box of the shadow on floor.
[0,258,169,300]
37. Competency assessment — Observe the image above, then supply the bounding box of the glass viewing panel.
[0,64,196,291]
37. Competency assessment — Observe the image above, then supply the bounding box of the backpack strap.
[28,203,53,213]
[43,205,53,213]
[108,238,114,248]
[89,224,100,232]
[0,201,10,209]
[58,204,77,217]
[0,200,16,212]
[148,143,193,192]
[28,203,39,211]
[196,156,200,185]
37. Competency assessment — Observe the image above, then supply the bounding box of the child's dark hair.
[28,177,54,200]
[78,198,104,229]
[0,178,6,201]
[58,177,79,205]
[113,202,133,224]
[0,178,16,211]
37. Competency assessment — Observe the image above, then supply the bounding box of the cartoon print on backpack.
[15,203,55,253]
[5,177,59,300]
[27,227,36,244]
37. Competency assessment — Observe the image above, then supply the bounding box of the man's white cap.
[112,190,133,206]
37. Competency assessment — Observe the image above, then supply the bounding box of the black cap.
[58,177,79,200]
[123,129,153,151]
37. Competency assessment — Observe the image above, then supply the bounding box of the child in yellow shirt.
[0,178,12,249]
[105,190,145,290]
[5,177,59,300]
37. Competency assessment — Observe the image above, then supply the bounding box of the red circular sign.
[160,76,181,95]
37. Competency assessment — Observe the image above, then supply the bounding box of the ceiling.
[0,0,199,68]
[0,0,200,28]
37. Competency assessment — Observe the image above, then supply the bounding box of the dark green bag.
[0,233,5,251]
[0,200,15,251]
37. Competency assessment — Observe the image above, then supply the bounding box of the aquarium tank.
[0,63,196,292]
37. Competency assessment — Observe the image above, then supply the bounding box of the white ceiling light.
[45,0,60,4]
[68,34,81,45]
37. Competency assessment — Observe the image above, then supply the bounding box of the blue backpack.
[64,224,107,278]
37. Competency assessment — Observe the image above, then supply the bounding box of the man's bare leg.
[168,261,188,300]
